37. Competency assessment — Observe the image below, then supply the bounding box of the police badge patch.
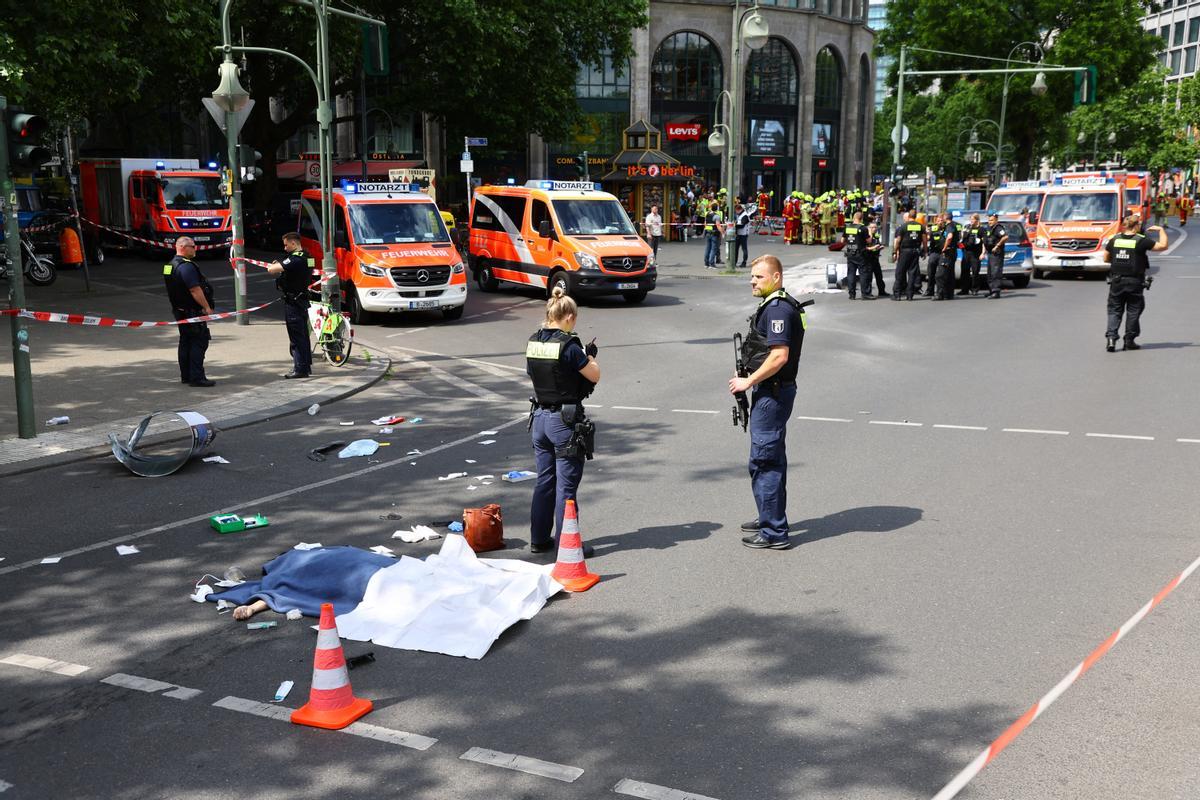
[771,319,785,334]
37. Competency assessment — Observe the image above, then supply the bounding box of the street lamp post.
[996,41,1047,187]
[721,2,768,271]
[214,2,252,324]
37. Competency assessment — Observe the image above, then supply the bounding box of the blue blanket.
[208,546,394,617]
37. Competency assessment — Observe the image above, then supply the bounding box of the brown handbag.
[463,504,504,553]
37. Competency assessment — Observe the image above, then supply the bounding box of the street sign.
[466,137,488,147]
[460,159,474,173]
[891,125,910,146]
[306,161,321,184]
[202,98,255,138]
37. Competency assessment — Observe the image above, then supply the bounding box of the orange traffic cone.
[551,500,600,592]
[290,603,373,730]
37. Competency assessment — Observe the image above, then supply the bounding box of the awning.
[275,159,424,182]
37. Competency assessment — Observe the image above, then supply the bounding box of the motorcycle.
[0,235,58,286]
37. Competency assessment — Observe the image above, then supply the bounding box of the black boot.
[1106,337,1117,352]
[1124,339,1141,351]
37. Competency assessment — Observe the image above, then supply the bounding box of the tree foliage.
[876,0,1159,178]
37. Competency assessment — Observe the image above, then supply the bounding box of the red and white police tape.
[77,216,229,251]
[930,549,1200,800]
[0,302,274,328]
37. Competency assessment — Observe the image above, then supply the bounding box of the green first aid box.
[209,513,270,534]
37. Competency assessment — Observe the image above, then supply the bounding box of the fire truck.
[79,158,232,254]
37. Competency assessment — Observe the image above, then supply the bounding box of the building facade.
[1142,0,1200,82]
[867,0,891,110]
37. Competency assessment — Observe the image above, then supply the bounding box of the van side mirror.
[334,230,349,250]
[538,219,554,239]
[1027,212,1038,225]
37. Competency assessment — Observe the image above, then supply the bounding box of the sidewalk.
[0,256,388,473]
[653,236,855,288]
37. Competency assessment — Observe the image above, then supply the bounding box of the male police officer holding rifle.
[730,254,810,550]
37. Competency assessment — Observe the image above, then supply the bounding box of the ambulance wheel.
[622,290,648,304]
[474,261,499,292]
[345,286,375,325]
[547,270,571,298]
[442,305,464,321]
[92,245,105,265]
[1033,268,1046,279]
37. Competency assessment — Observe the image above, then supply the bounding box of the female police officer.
[526,286,601,554]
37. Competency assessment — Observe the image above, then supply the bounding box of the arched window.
[811,47,844,193]
[814,47,842,110]
[857,54,871,171]
[745,38,799,105]
[651,32,723,103]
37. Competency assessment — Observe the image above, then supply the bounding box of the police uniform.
[526,328,595,550]
[163,254,214,385]
[960,223,985,295]
[277,247,314,377]
[984,220,1008,298]
[1104,232,1155,349]
[894,220,925,300]
[842,222,870,299]
[864,229,888,296]
[934,219,959,300]
[925,222,944,297]
[741,289,805,547]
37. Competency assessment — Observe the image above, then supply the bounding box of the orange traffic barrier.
[551,500,600,592]
[291,603,373,730]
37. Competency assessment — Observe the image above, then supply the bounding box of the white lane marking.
[795,415,852,423]
[101,672,202,700]
[869,420,922,427]
[1163,225,1188,255]
[1002,428,1070,436]
[213,695,293,722]
[933,424,988,431]
[1086,432,1155,441]
[459,746,583,782]
[0,415,529,577]
[0,653,90,677]
[1177,438,1200,443]
[610,405,658,411]
[344,720,438,751]
[671,409,720,414]
[387,344,528,375]
[613,778,722,800]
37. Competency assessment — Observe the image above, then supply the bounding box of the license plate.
[616,282,639,290]
[1060,259,1078,268]
[193,236,211,243]
[408,300,440,310]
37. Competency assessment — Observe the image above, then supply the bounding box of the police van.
[469,180,656,303]
[297,181,467,324]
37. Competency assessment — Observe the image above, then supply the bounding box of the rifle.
[732,332,750,431]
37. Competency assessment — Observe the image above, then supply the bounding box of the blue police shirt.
[754,294,803,382]
[175,259,202,290]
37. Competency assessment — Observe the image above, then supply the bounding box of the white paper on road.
[336,535,562,659]
[40,557,62,565]
[370,545,397,557]
[115,545,140,556]
[392,525,442,543]
[478,439,497,445]
[202,456,230,464]
[438,472,468,481]
[293,542,322,550]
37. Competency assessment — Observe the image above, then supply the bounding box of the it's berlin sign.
[625,164,696,178]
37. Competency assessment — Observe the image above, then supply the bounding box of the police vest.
[1108,234,1148,278]
[899,222,924,250]
[526,329,593,405]
[741,291,806,383]
[843,225,865,259]
[962,227,984,253]
[985,224,1006,249]
[163,256,213,316]
[928,224,944,248]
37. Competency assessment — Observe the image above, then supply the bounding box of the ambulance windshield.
[349,202,449,244]
[551,199,636,236]
[161,177,228,210]
[987,192,1042,216]
[1041,192,1119,222]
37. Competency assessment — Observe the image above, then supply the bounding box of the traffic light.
[6,108,51,173]
[1074,66,1097,106]
[573,151,589,178]
[238,144,262,181]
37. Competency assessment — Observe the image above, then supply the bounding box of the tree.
[877,0,1159,178]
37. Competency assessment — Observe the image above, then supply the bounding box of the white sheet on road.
[335,535,562,659]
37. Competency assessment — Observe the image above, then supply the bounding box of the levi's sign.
[666,123,703,140]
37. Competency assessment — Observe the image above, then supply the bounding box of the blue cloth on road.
[207,546,395,617]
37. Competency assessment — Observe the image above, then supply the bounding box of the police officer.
[863,221,889,297]
[891,211,925,300]
[984,212,1009,299]
[842,211,872,300]
[526,286,601,555]
[959,213,984,295]
[924,215,944,298]
[1104,215,1167,351]
[933,212,959,300]
[266,232,314,378]
[730,255,806,549]
[163,236,215,387]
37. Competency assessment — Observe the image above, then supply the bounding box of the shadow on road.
[793,505,924,545]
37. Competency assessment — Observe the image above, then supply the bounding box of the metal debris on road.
[109,410,216,477]
[308,441,346,461]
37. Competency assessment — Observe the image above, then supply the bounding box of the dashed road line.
[1177,438,1200,443]
[795,415,852,423]
[213,695,293,721]
[1,653,90,677]
[1085,433,1154,441]
[869,420,922,427]
[1002,428,1070,436]
[459,746,584,782]
[932,424,988,431]
[101,672,203,700]
[671,408,720,414]
[610,405,659,411]
[212,696,438,750]
[614,778,721,800]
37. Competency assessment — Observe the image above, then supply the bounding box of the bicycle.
[307,299,353,366]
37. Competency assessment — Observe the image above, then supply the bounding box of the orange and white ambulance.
[469,180,657,303]
[1032,173,1126,276]
[1123,171,1151,224]
[985,180,1047,238]
[297,180,467,323]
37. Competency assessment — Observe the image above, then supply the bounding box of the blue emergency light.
[155,161,166,169]
[506,178,516,185]
[340,179,358,193]
[207,161,218,169]
[539,180,554,190]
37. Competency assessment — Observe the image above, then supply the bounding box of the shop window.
[745,38,799,106]
[651,32,724,103]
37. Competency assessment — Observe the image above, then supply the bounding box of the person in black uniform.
[891,211,926,300]
[163,236,215,387]
[984,213,1009,299]
[1103,215,1168,351]
[933,212,959,300]
[842,211,872,299]
[731,255,806,549]
[526,286,601,555]
[266,232,314,378]
[924,215,944,298]
[959,213,984,295]
[864,221,888,297]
